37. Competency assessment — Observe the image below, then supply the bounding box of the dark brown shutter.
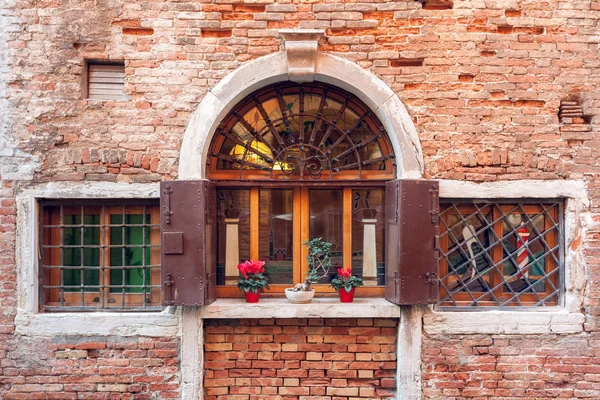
[385,179,439,305]
[160,180,217,306]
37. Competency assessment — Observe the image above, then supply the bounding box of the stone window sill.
[200,298,400,319]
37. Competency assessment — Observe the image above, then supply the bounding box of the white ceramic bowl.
[284,288,315,303]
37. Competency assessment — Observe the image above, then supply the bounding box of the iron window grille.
[438,200,563,308]
[40,201,162,311]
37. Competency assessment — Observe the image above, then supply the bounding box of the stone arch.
[178,51,423,179]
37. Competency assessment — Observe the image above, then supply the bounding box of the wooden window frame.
[438,200,563,308]
[214,183,386,298]
[40,200,161,311]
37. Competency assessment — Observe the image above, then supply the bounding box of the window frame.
[213,182,387,298]
[39,198,162,312]
[437,198,565,310]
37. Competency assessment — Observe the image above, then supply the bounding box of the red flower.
[238,260,266,280]
[337,267,352,278]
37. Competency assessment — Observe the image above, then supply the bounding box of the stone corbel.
[279,29,325,83]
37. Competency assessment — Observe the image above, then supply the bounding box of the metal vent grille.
[88,62,127,101]
[438,201,562,307]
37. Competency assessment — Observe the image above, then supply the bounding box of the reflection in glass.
[351,189,385,285]
[501,212,548,295]
[309,189,343,284]
[444,206,493,293]
[259,189,293,284]
[216,190,250,285]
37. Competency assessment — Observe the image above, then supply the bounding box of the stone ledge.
[423,310,585,335]
[15,310,179,337]
[200,298,401,319]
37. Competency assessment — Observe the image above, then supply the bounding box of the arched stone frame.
[177,50,426,400]
[178,51,424,180]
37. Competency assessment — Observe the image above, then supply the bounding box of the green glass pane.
[110,214,150,293]
[63,214,100,292]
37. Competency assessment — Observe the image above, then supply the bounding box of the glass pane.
[259,189,293,284]
[63,213,100,292]
[501,210,550,296]
[351,189,385,285]
[441,205,494,295]
[309,189,343,284]
[216,189,251,285]
[110,213,151,293]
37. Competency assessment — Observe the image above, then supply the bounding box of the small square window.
[86,61,127,100]
[41,200,161,311]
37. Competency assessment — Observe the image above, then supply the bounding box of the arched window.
[207,82,396,181]
[208,82,396,297]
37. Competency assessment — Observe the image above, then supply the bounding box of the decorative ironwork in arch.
[207,82,396,181]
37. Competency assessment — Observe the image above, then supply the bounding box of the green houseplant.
[330,267,363,302]
[237,260,269,303]
[285,238,333,303]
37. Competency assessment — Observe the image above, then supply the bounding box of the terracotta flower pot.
[245,290,260,303]
[338,287,356,303]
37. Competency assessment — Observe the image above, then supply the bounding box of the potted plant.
[285,238,333,303]
[330,267,363,302]
[237,260,269,303]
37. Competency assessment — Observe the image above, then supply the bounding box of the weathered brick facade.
[1,336,180,399]
[1,0,600,399]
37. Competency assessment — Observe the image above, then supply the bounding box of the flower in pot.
[330,268,364,302]
[237,260,269,303]
[285,238,333,303]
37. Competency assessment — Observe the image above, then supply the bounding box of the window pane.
[217,189,251,285]
[351,189,385,285]
[439,205,494,304]
[438,202,561,307]
[109,213,151,295]
[62,210,100,293]
[259,189,293,284]
[42,203,160,310]
[309,189,343,284]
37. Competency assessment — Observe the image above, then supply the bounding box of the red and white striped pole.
[516,225,530,279]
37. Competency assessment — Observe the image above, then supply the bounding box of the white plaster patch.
[200,298,400,319]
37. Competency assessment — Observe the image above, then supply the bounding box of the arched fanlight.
[208,82,396,180]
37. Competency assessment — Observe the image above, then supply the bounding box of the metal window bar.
[41,202,161,311]
[437,200,563,308]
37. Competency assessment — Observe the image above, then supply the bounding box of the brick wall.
[1,0,600,398]
[422,333,600,399]
[204,318,398,399]
[1,336,180,399]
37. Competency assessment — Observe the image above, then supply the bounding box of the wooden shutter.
[160,180,217,306]
[385,179,439,305]
[88,63,126,100]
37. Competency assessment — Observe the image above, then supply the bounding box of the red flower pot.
[245,290,260,303]
[338,287,356,303]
